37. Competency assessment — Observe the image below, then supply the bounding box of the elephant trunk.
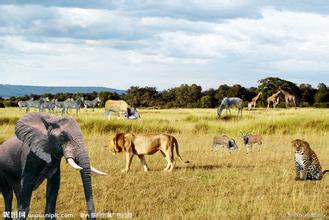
[76,151,96,220]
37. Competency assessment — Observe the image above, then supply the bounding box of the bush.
[80,119,179,134]
[313,102,329,108]
[192,122,209,133]
[298,102,310,107]
[3,100,18,107]
[0,102,5,108]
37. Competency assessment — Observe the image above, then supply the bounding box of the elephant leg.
[45,167,60,219]
[3,189,13,220]
[18,153,44,220]
[18,174,37,220]
[137,155,149,172]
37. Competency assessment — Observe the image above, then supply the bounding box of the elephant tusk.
[67,158,83,170]
[91,166,107,176]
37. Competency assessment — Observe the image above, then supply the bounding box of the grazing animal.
[104,100,140,120]
[61,97,84,114]
[292,139,328,181]
[84,97,100,112]
[241,133,262,153]
[18,98,33,112]
[248,92,262,110]
[0,113,106,220]
[125,107,140,119]
[108,133,189,172]
[27,97,49,112]
[266,91,281,110]
[279,87,296,109]
[212,135,238,152]
[54,99,65,112]
[40,98,57,112]
[217,97,243,118]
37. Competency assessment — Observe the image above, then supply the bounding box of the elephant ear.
[15,113,52,163]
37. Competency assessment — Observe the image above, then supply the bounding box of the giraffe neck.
[281,90,291,97]
[272,91,280,99]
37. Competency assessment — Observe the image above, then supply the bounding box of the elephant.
[0,113,106,220]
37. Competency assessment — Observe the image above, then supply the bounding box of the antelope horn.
[91,166,107,176]
[67,158,83,170]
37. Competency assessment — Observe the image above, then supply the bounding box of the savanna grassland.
[1,107,329,219]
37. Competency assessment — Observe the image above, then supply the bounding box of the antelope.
[241,132,263,153]
[212,135,238,152]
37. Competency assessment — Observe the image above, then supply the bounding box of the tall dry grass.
[0,107,329,219]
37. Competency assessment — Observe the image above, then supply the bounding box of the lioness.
[108,133,189,172]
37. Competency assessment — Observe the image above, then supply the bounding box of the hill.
[0,84,126,97]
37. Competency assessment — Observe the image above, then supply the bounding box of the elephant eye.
[59,132,69,142]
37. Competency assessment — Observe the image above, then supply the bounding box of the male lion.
[108,133,189,172]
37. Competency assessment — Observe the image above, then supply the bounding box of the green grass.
[0,107,329,219]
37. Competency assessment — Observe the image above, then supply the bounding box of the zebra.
[18,98,34,112]
[61,97,84,114]
[217,97,243,118]
[27,97,49,112]
[40,98,57,112]
[84,97,100,112]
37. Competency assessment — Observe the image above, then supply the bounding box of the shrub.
[192,122,209,133]
[313,102,329,108]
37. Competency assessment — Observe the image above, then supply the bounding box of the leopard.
[292,139,328,181]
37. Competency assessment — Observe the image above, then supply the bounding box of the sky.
[0,0,329,90]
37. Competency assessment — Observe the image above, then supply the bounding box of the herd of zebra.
[18,97,100,114]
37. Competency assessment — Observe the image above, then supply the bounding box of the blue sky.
[0,0,328,90]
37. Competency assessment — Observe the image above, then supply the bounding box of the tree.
[258,77,300,103]
[125,86,158,107]
[201,88,217,107]
[299,84,316,106]
[200,95,213,108]
[215,84,230,102]
[173,84,202,108]
[314,83,329,103]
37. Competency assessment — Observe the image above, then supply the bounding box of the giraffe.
[279,87,296,109]
[248,92,262,110]
[266,90,281,110]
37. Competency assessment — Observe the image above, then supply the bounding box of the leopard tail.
[322,170,329,175]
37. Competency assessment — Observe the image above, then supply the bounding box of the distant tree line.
[1,77,329,108]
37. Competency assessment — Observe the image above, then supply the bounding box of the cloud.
[0,2,328,89]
